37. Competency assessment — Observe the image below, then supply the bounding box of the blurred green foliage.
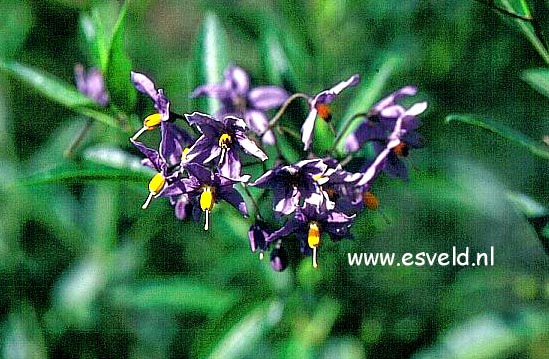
[0,0,548,358]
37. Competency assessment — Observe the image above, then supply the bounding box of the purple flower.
[268,193,355,268]
[191,65,288,145]
[355,99,427,186]
[130,138,179,209]
[130,71,193,166]
[184,112,267,178]
[319,160,365,215]
[74,64,109,106]
[248,221,272,255]
[252,159,332,215]
[345,86,420,152]
[301,74,360,151]
[160,163,249,231]
[269,242,289,272]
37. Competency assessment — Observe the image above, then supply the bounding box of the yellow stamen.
[218,133,232,148]
[142,173,166,209]
[312,174,324,182]
[308,222,321,268]
[144,113,162,129]
[182,147,190,161]
[131,113,163,141]
[200,186,215,231]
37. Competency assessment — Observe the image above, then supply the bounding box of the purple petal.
[155,90,170,120]
[315,74,360,104]
[301,108,318,151]
[184,135,220,164]
[267,217,302,243]
[159,122,183,166]
[248,86,288,110]
[379,105,406,119]
[131,71,159,101]
[251,169,275,187]
[385,152,409,180]
[219,148,241,179]
[223,115,247,132]
[219,187,248,217]
[185,163,215,184]
[261,130,276,145]
[274,195,298,215]
[236,133,268,161]
[185,112,213,125]
[328,74,360,96]
[157,180,187,198]
[174,194,192,220]
[372,86,417,114]
[130,139,164,172]
[190,83,230,99]
[226,66,250,96]
[244,110,269,135]
[75,65,108,106]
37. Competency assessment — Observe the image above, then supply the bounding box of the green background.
[0,0,547,358]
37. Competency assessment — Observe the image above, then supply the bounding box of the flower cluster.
[129,66,427,271]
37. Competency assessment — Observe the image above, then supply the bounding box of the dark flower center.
[393,142,409,157]
[233,96,247,112]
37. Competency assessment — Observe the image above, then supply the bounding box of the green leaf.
[334,54,404,154]
[105,1,135,112]
[110,278,239,316]
[260,27,296,88]
[498,0,549,65]
[522,68,549,98]
[18,162,152,187]
[78,12,104,69]
[0,61,122,129]
[204,300,284,359]
[0,0,33,60]
[3,304,47,359]
[445,114,549,159]
[506,192,549,255]
[192,12,229,114]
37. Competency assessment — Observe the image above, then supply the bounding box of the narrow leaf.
[335,54,404,153]
[110,278,239,316]
[106,1,136,112]
[521,68,549,98]
[260,27,296,88]
[78,13,103,68]
[0,61,122,129]
[499,0,549,65]
[192,12,229,115]
[18,163,152,187]
[506,192,549,255]
[205,300,284,359]
[445,114,549,159]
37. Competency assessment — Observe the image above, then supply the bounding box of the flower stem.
[242,184,264,221]
[277,125,301,142]
[329,112,368,153]
[65,118,93,158]
[268,93,310,129]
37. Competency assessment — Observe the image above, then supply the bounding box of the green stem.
[242,184,264,221]
[65,118,93,158]
[329,112,368,153]
[277,125,301,142]
[268,93,310,129]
